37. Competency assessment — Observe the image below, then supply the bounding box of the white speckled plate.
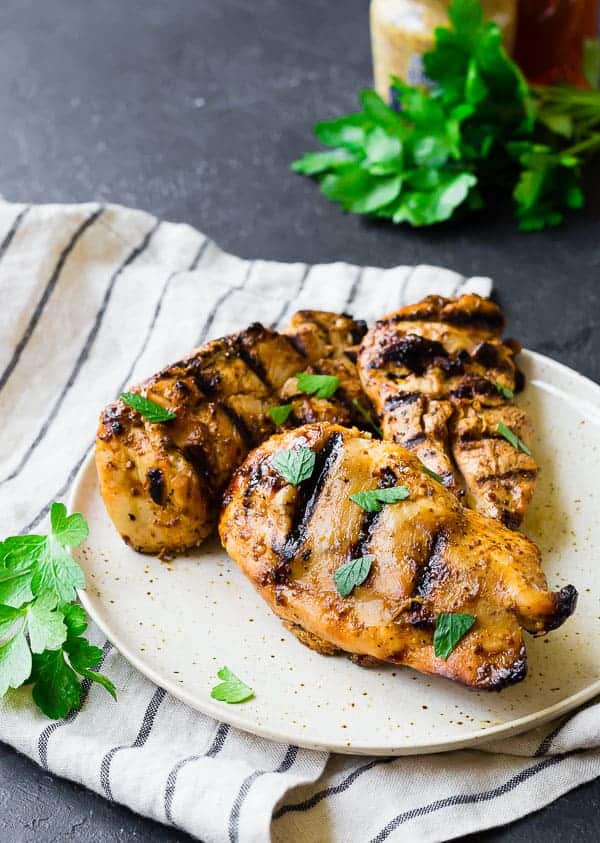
[71,350,600,755]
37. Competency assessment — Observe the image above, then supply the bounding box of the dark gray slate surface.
[0,0,598,840]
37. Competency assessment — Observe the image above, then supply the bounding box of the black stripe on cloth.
[21,445,92,535]
[0,205,30,262]
[534,720,569,757]
[273,757,395,819]
[533,696,598,757]
[19,236,206,535]
[343,266,364,311]
[368,754,568,843]
[38,640,113,769]
[0,205,104,393]
[188,236,211,272]
[100,687,167,800]
[164,722,230,825]
[0,219,160,486]
[228,745,298,843]
[269,264,311,329]
[195,260,255,346]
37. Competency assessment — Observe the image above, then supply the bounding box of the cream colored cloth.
[0,199,597,843]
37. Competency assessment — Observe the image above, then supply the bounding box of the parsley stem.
[352,399,383,437]
[563,133,600,157]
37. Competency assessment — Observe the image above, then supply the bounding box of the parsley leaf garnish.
[268,404,293,426]
[272,446,315,486]
[421,464,445,484]
[295,372,340,399]
[495,382,514,399]
[350,486,409,512]
[497,422,532,456]
[120,392,176,423]
[333,555,374,597]
[352,399,383,437]
[292,0,600,231]
[210,666,254,704]
[0,631,32,698]
[433,612,476,660]
[0,505,116,719]
[1,504,86,605]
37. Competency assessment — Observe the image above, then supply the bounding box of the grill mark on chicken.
[348,319,368,346]
[274,432,344,566]
[449,376,497,400]
[415,529,449,599]
[383,392,421,411]
[181,443,213,481]
[472,341,504,369]
[349,466,398,559]
[386,305,504,331]
[457,430,507,443]
[402,433,428,448]
[192,369,221,397]
[235,340,271,389]
[476,468,538,485]
[220,402,256,448]
[286,333,308,357]
[147,468,165,506]
[373,335,448,375]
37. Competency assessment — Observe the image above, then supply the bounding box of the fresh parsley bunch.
[0,503,115,719]
[292,0,600,230]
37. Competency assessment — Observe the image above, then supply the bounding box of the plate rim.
[72,348,600,756]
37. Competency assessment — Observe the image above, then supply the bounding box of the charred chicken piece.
[220,424,576,690]
[96,313,371,555]
[358,294,537,528]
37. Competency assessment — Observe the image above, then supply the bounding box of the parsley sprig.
[433,612,476,660]
[268,404,293,426]
[210,666,254,704]
[497,422,532,456]
[421,464,445,484]
[120,392,176,423]
[333,555,374,597]
[495,382,514,400]
[295,372,340,399]
[292,0,600,231]
[272,446,316,485]
[0,504,115,718]
[350,485,409,513]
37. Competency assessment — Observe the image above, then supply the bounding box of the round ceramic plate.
[71,350,600,756]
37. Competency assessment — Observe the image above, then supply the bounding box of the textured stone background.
[0,0,598,839]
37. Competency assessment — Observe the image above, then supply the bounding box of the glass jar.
[515,1,598,87]
[370,0,518,99]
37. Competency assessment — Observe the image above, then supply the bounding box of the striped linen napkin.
[0,198,598,843]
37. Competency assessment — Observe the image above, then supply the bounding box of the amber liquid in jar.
[515,0,599,86]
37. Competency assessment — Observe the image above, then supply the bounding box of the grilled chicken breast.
[358,295,537,528]
[220,424,576,690]
[96,312,371,555]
